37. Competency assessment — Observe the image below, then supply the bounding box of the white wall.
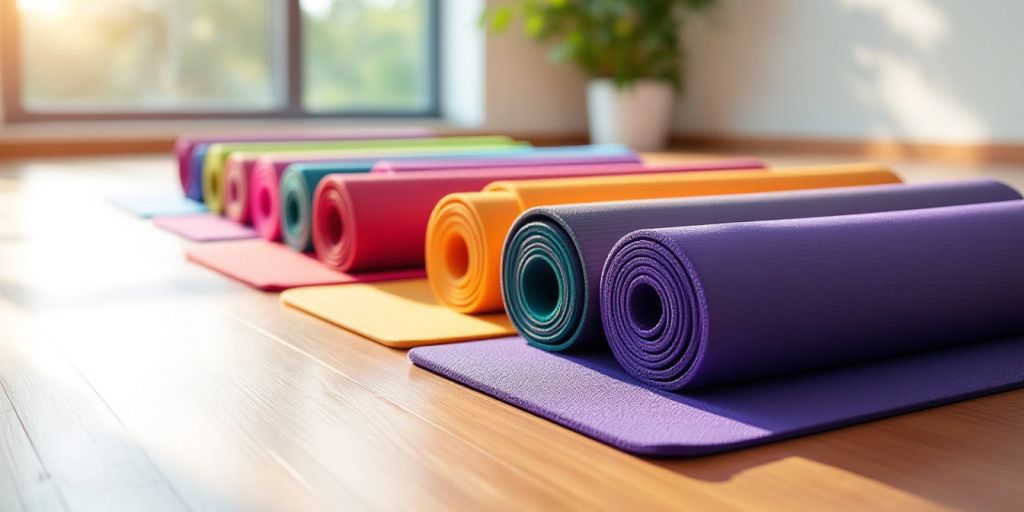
[675,0,1024,144]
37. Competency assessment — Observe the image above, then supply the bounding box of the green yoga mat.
[201,135,520,213]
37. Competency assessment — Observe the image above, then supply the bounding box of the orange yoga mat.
[427,163,901,313]
[283,163,901,347]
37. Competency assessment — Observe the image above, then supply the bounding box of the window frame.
[0,0,441,122]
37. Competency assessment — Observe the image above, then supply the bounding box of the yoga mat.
[427,163,901,314]
[284,160,766,347]
[282,280,514,347]
[280,148,644,252]
[504,180,1022,352]
[603,201,1024,390]
[313,159,764,272]
[225,141,538,225]
[109,195,207,218]
[186,240,424,291]
[153,214,258,242]
[409,335,1024,456]
[249,143,535,243]
[202,136,518,213]
[175,128,432,201]
[369,144,639,173]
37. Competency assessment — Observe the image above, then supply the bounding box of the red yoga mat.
[186,240,424,291]
[312,159,765,272]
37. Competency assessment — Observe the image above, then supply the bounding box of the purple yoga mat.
[602,201,1024,390]
[411,199,1024,456]
[502,180,1021,352]
[410,336,1024,456]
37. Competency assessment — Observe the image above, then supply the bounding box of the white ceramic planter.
[587,79,675,151]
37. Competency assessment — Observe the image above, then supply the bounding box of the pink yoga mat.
[247,151,646,242]
[153,215,258,242]
[174,128,432,200]
[186,240,424,291]
[312,159,765,272]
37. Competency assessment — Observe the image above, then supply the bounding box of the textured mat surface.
[409,336,1024,456]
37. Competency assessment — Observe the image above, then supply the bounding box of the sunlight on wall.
[676,0,1023,144]
[853,47,989,142]
[842,0,948,51]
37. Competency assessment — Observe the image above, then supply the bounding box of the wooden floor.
[1,154,1022,512]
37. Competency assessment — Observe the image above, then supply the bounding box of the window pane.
[17,0,276,112]
[302,0,432,113]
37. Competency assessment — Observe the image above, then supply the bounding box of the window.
[0,0,439,120]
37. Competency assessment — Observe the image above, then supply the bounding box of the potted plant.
[484,0,717,150]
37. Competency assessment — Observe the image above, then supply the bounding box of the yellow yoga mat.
[427,163,901,313]
[283,163,901,347]
[280,280,513,348]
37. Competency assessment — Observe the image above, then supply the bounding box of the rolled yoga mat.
[603,200,1024,390]
[427,163,900,315]
[410,200,1024,456]
[280,148,643,252]
[282,160,777,347]
[202,136,518,214]
[225,142,537,225]
[314,159,765,272]
[247,139,536,242]
[176,128,432,201]
[504,180,1022,352]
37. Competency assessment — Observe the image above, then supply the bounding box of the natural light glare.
[853,46,988,142]
[843,0,948,51]
[16,0,71,17]
[300,0,332,19]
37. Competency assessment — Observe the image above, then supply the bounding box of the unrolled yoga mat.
[427,163,900,314]
[503,180,1022,352]
[202,136,518,214]
[280,149,644,253]
[281,280,514,347]
[109,194,207,218]
[313,159,765,272]
[176,128,432,201]
[602,201,1024,390]
[153,214,258,242]
[224,141,537,224]
[409,334,1024,456]
[186,240,424,291]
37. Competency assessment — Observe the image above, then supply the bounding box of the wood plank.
[0,306,188,512]
[0,378,67,512]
